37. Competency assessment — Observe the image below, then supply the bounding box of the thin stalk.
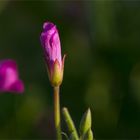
[54,86,62,140]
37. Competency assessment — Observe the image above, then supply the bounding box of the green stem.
[54,86,62,140]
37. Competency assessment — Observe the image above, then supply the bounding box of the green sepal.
[51,59,63,87]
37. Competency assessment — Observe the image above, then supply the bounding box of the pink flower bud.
[40,22,65,87]
[0,59,24,93]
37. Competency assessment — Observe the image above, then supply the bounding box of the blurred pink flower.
[0,59,24,93]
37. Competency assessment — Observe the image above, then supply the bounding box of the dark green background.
[0,0,140,139]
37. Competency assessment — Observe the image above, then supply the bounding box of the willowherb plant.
[0,20,94,139]
[40,21,94,140]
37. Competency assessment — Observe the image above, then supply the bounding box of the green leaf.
[82,129,93,140]
[79,108,92,135]
[62,107,79,140]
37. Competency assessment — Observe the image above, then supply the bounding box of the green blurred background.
[0,0,140,139]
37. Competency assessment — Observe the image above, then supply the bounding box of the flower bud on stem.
[40,22,66,140]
